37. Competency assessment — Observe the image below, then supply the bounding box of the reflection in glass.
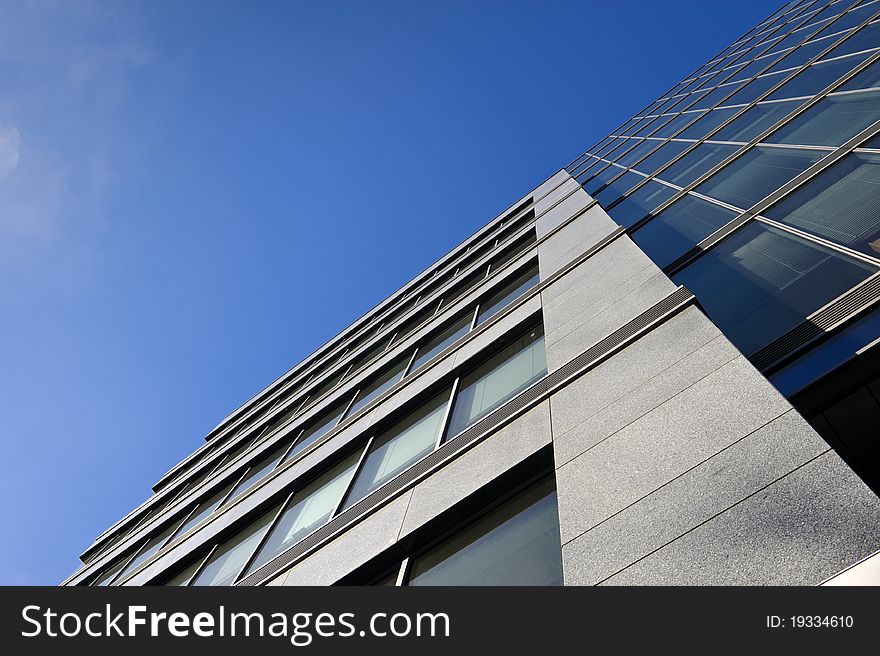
[190,504,281,586]
[763,152,880,257]
[244,453,361,575]
[607,179,679,228]
[408,476,563,586]
[695,145,824,209]
[672,222,876,356]
[632,194,738,268]
[341,390,450,511]
[446,324,547,438]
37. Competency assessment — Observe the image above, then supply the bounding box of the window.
[695,145,825,209]
[607,179,680,228]
[115,521,184,582]
[407,475,563,586]
[672,221,876,356]
[410,314,472,372]
[711,100,799,143]
[476,264,540,326]
[632,140,692,175]
[767,53,871,100]
[344,357,409,419]
[584,164,626,195]
[720,71,787,106]
[762,152,880,257]
[657,142,740,187]
[676,107,740,140]
[595,171,645,208]
[632,194,739,269]
[653,110,707,138]
[446,324,547,439]
[340,390,451,511]
[766,90,880,146]
[615,139,659,168]
[170,482,236,542]
[243,452,361,576]
[281,401,347,462]
[224,444,289,504]
[189,504,282,586]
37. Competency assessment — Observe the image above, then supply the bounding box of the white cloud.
[0,126,21,180]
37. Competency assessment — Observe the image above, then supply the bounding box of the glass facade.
[73,1,880,589]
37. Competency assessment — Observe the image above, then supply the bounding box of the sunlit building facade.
[65,0,880,587]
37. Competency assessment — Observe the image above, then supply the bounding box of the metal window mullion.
[331,437,376,519]
[232,491,297,586]
[278,428,307,464]
[601,3,874,216]
[401,346,420,378]
[435,378,461,449]
[752,215,880,267]
[469,304,481,330]
[183,544,218,587]
[395,557,412,587]
[105,538,148,586]
[663,113,880,276]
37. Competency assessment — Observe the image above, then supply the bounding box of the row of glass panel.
[149,205,538,498]
[122,322,548,587]
[88,281,545,586]
[586,59,880,227]
[85,230,541,567]
[371,474,563,586]
[584,16,880,179]
[570,0,839,170]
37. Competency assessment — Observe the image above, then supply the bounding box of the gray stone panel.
[600,451,880,585]
[544,276,679,372]
[553,334,742,468]
[562,410,829,585]
[537,203,618,279]
[398,400,552,538]
[531,170,571,211]
[534,179,591,238]
[276,490,414,586]
[549,307,724,444]
[554,357,792,544]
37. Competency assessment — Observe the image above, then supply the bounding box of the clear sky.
[0,0,781,585]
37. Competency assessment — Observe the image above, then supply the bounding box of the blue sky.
[0,0,779,585]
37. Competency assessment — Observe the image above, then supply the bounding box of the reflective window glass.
[767,89,880,146]
[825,19,880,59]
[446,324,547,439]
[727,69,792,105]
[244,453,361,575]
[695,145,825,209]
[190,504,281,586]
[607,180,680,228]
[711,100,800,142]
[283,402,349,464]
[616,139,660,168]
[653,111,706,138]
[672,222,876,356]
[767,53,871,99]
[345,358,408,419]
[477,264,540,326]
[839,58,880,91]
[411,314,472,372]
[224,444,290,504]
[584,164,626,195]
[632,195,739,268]
[169,482,236,542]
[658,143,740,188]
[676,106,740,140]
[341,390,450,511]
[595,171,645,208]
[407,476,563,586]
[763,152,880,257]
[632,140,692,174]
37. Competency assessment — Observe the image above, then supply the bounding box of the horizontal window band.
[234,286,696,587]
[751,271,880,372]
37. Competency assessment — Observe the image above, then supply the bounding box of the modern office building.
[64,0,880,587]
